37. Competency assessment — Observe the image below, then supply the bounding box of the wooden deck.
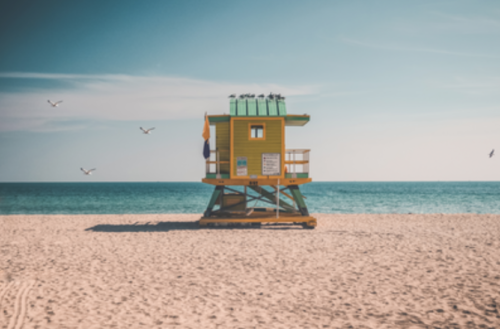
[199,211,317,228]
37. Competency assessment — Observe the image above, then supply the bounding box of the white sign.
[262,153,281,176]
[236,157,248,176]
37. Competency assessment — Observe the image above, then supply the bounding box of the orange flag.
[202,114,210,141]
[202,115,210,159]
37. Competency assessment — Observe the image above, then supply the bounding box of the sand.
[1,213,499,329]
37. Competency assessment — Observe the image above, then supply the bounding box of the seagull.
[140,127,155,134]
[257,94,265,98]
[249,94,255,98]
[490,149,495,158]
[81,168,96,175]
[267,92,274,99]
[239,94,246,98]
[228,94,236,98]
[47,100,63,107]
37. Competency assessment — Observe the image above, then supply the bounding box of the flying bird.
[490,149,495,158]
[81,168,96,175]
[140,127,155,134]
[228,94,236,98]
[47,100,63,107]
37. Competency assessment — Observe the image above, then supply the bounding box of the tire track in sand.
[0,281,15,311]
[6,282,24,329]
[6,280,36,329]
[14,281,36,329]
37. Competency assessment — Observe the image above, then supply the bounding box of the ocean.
[0,182,499,215]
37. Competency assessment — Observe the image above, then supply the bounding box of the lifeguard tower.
[200,94,316,228]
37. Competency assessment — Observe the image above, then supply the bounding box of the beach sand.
[1,214,499,328]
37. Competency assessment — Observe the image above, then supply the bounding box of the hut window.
[249,124,265,140]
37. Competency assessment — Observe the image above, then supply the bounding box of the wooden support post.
[203,185,224,218]
[248,186,295,211]
[289,185,309,216]
[270,185,295,201]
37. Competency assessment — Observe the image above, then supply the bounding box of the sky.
[0,0,499,182]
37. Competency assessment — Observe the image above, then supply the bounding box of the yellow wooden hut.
[201,93,316,228]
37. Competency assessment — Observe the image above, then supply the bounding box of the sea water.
[0,182,499,215]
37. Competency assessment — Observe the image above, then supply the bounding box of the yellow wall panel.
[232,119,283,176]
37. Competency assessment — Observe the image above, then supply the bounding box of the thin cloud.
[431,12,500,29]
[430,76,500,95]
[340,37,499,58]
[0,73,318,132]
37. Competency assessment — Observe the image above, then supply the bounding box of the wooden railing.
[206,149,310,178]
[284,149,310,177]
[206,150,229,178]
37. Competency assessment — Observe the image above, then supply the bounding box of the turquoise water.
[0,182,499,215]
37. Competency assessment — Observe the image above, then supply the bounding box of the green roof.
[208,115,309,126]
[229,98,287,116]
